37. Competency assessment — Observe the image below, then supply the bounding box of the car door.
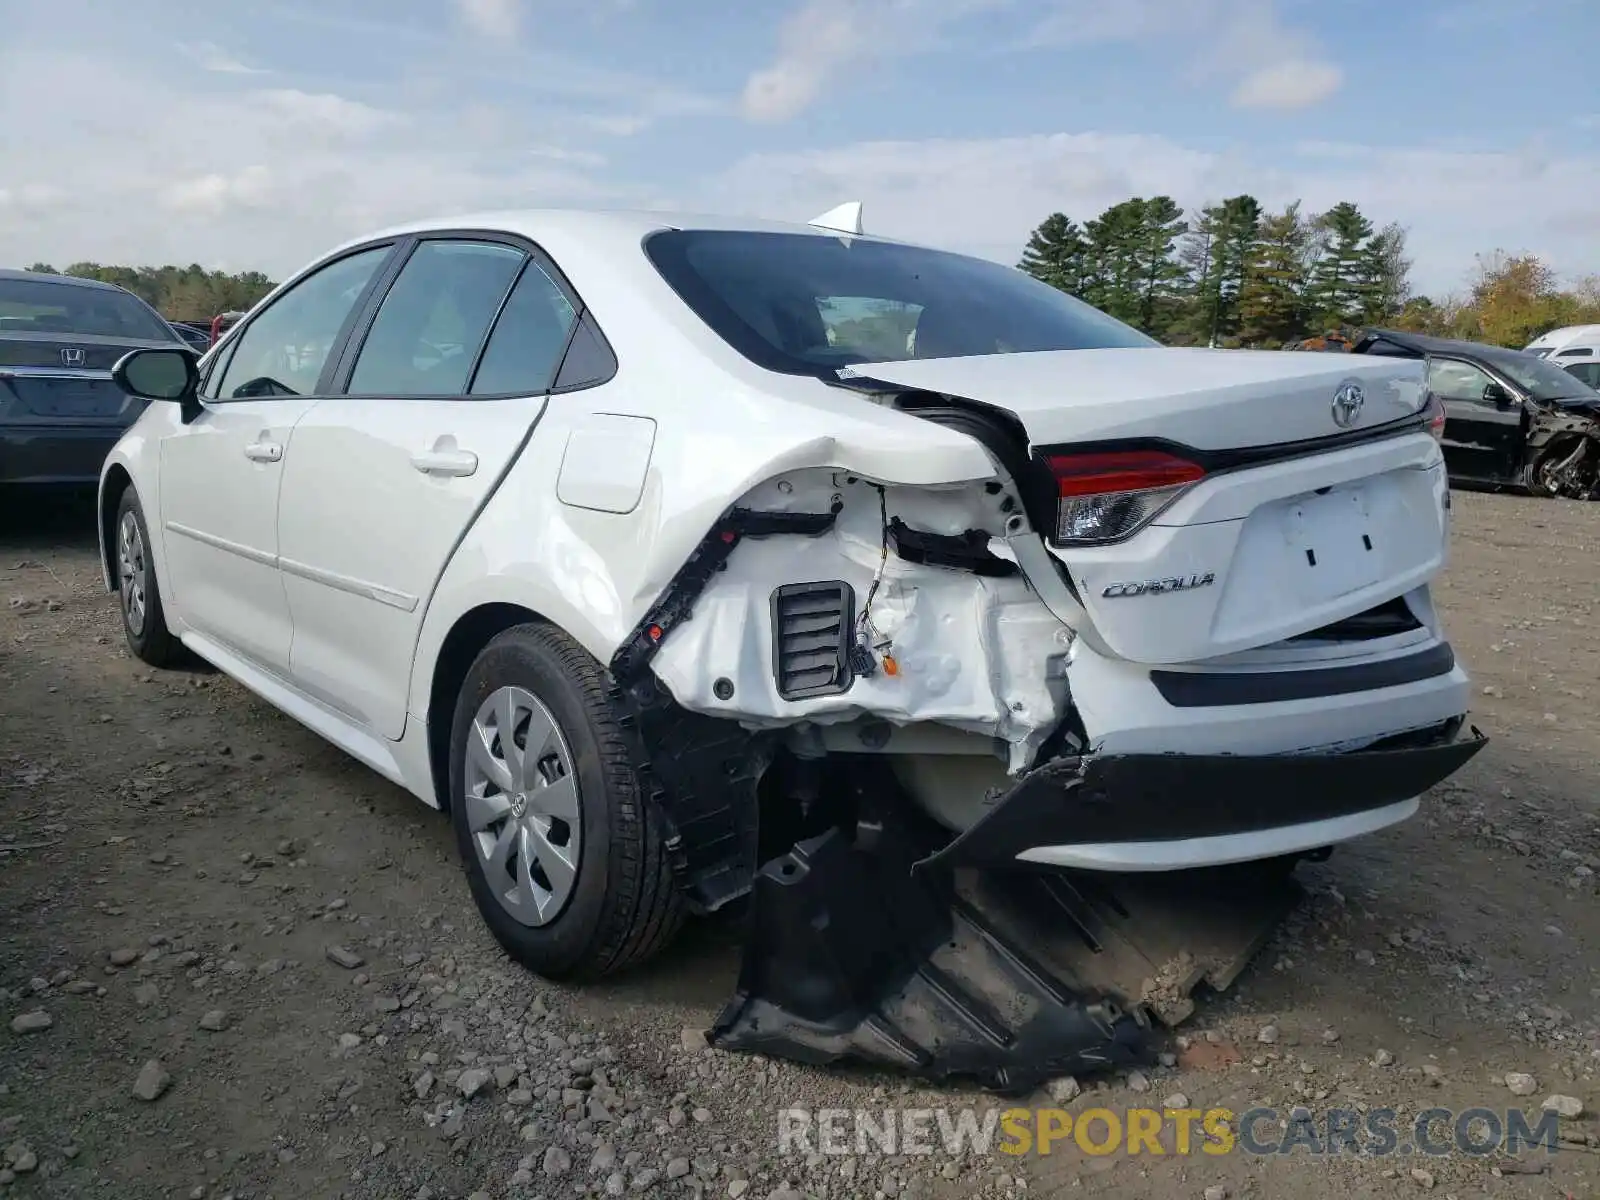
[275,236,583,737]
[1426,357,1524,481]
[157,245,395,672]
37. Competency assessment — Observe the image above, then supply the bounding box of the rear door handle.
[410,443,478,478]
[244,440,283,463]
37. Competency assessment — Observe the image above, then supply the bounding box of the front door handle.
[410,439,478,478]
[244,440,283,463]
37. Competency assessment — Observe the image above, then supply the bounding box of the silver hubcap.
[118,511,147,636]
[463,686,581,927]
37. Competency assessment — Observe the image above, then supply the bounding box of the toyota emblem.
[1331,383,1365,428]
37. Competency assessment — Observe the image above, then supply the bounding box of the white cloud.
[741,0,1000,122]
[700,133,1600,295]
[179,41,268,75]
[1231,60,1343,110]
[455,0,523,39]
[743,0,1344,122]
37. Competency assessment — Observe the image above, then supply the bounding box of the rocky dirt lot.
[1,489,1597,1200]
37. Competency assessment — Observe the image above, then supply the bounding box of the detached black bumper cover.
[922,720,1488,869]
[709,723,1486,1093]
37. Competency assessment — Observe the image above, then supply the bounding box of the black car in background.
[1352,328,1600,499]
[0,270,192,487]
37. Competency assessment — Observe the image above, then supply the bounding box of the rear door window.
[347,241,525,397]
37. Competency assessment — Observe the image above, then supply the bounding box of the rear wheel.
[447,622,684,980]
[115,488,179,667]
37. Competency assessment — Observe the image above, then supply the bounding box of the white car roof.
[345,207,903,256]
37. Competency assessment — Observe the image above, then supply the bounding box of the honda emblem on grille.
[60,347,85,367]
[1331,382,1365,428]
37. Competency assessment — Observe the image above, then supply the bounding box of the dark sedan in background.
[1353,328,1600,499]
[0,269,192,487]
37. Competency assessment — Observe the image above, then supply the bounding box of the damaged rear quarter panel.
[647,469,1076,770]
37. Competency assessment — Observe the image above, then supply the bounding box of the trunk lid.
[0,333,174,425]
[850,347,1445,666]
[848,347,1427,449]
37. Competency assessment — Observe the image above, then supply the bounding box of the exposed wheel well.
[426,602,545,811]
[99,465,133,591]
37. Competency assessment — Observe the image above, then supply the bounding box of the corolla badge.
[1331,382,1365,428]
[1101,573,1216,599]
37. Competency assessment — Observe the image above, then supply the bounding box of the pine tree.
[1176,195,1261,345]
[1237,202,1312,347]
[1360,222,1412,324]
[1018,213,1089,296]
[1307,201,1375,327]
[1082,199,1153,327]
[1134,196,1187,338]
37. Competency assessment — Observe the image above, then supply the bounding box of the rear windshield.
[0,276,174,341]
[644,229,1157,376]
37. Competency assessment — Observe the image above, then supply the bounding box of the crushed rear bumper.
[709,721,1486,1093]
[923,719,1488,870]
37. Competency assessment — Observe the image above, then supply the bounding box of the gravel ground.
[1,487,1597,1200]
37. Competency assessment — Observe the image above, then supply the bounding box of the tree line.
[1019,198,1600,350]
[23,262,277,325]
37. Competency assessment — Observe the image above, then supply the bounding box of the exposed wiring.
[852,485,898,676]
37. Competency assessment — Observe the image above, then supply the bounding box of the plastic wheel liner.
[705,720,1488,1095]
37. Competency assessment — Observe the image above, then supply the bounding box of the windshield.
[644,229,1157,376]
[0,276,174,341]
[1482,346,1600,401]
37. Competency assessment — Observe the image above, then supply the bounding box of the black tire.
[1522,456,1557,498]
[447,622,684,980]
[114,488,180,667]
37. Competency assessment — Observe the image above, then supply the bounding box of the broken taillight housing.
[1044,449,1206,545]
[1422,391,1446,441]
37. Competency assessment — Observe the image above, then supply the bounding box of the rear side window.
[468,260,577,395]
[0,276,174,341]
[1428,359,1497,403]
[1569,362,1600,389]
[349,240,525,397]
[644,229,1156,377]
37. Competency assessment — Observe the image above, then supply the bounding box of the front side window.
[468,260,577,396]
[0,276,174,341]
[348,241,525,397]
[1428,359,1498,404]
[644,229,1157,376]
[213,247,390,400]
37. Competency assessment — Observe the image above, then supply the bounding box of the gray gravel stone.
[132,1059,171,1101]
[9,1010,51,1034]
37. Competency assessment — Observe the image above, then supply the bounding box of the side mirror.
[112,347,203,424]
[1482,381,1514,408]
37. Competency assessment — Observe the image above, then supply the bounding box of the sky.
[1,0,1597,297]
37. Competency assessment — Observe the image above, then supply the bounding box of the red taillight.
[1045,450,1206,497]
[1423,392,1446,441]
[1043,449,1207,546]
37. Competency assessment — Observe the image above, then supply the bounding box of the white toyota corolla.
[99,204,1485,1088]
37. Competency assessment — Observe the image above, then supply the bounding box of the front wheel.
[447,622,684,980]
[115,488,180,667]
